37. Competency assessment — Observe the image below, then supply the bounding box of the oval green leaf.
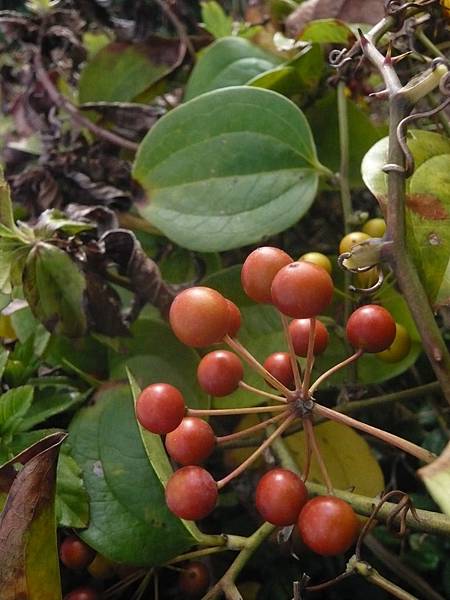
[133,86,322,252]
[185,37,281,100]
[69,385,197,566]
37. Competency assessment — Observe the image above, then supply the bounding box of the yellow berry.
[362,218,386,238]
[376,323,411,363]
[298,252,332,274]
[339,232,370,254]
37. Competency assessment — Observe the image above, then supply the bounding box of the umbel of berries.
[135,245,432,558]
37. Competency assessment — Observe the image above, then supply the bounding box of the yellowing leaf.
[418,442,450,515]
[225,418,384,497]
[286,421,385,497]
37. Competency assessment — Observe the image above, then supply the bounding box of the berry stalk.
[225,335,292,396]
[302,317,317,394]
[314,403,436,463]
[216,411,289,443]
[308,350,363,394]
[280,314,303,390]
[216,413,296,489]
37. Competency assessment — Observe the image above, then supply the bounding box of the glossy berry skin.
[64,587,99,600]
[263,352,295,389]
[169,287,230,347]
[179,561,210,597]
[197,350,243,397]
[136,383,185,434]
[346,305,396,353]
[362,218,386,238]
[298,496,359,556]
[271,262,334,319]
[288,319,329,357]
[376,323,411,363]
[255,468,308,526]
[165,466,218,520]
[226,299,241,337]
[299,252,332,275]
[165,417,216,465]
[339,231,370,254]
[241,247,292,304]
[59,535,95,570]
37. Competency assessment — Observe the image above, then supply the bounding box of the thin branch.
[238,381,287,403]
[280,314,303,390]
[303,417,334,493]
[216,411,289,443]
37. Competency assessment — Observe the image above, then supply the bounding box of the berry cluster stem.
[187,405,287,417]
[302,317,316,394]
[238,381,287,403]
[308,350,363,394]
[216,411,289,444]
[216,414,296,489]
[280,314,303,390]
[303,416,334,493]
[225,335,292,396]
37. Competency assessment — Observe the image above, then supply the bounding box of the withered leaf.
[101,229,177,318]
[285,0,385,38]
[0,432,66,600]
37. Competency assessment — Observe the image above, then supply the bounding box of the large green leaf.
[203,265,421,407]
[23,243,87,338]
[69,385,198,566]
[185,37,281,100]
[0,432,65,600]
[78,38,184,104]
[133,86,322,252]
[109,316,208,409]
[361,130,450,306]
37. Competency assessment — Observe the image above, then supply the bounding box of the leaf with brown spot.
[78,37,186,104]
[362,131,450,306]
[0,432,66,600]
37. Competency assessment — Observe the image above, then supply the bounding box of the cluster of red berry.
[136,246,400,558]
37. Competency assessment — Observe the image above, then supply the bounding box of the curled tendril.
[396,93,450,176]
[355,491,420,560]
[349,268,385,295]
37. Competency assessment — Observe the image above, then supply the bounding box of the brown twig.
[33,51,139,152]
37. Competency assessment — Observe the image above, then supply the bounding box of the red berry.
[59,536,95,570]
[241,247,292,304]
[136,383,185,434]
[169,287,230,347]
[271,262,334,319]
[297,496,359,556]
[64,587,99,600]
[165,466,218,520]
[288,319,329,357]
[165,417,216,465]
[226,299,241,337]
[197,350,243,396]
[255,468,308,526]
[263,352,295,389]
[179,561,210,597]
[346,304,396,353]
